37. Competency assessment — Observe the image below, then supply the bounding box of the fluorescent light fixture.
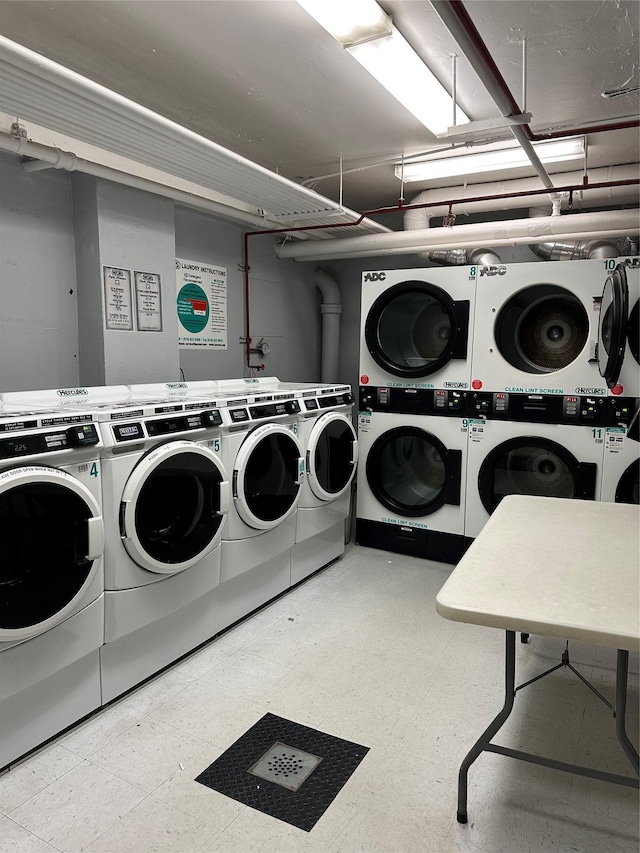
[395,137,586,182]
[297,0,468,136]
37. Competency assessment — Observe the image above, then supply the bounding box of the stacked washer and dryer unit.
[356,257,640,562]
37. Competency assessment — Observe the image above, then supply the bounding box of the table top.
[436,496,640,651]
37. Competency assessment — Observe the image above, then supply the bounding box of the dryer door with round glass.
[234,423,303,529]
[615,459,639,504]
[0,466,104,643]
[496,284,590,375]
[307,413,358,502]
[478,437,597,514]
[364,281,469,379]
[366,426,461,517]
[120,441,230,573]
[598,264,629,389]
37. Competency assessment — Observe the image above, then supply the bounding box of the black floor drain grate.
[195,712,369,831]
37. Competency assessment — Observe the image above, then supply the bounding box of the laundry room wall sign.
[175,257,227,349]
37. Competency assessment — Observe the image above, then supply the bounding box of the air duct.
[526,209,638,260]
[314,270,342,384]
[277,209,638,262]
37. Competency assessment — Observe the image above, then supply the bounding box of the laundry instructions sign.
[176,258,227,349]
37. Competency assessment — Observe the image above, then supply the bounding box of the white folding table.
[436,494,640,823]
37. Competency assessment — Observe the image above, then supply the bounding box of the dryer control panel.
[468,392,608,425]
[360,386,467,416]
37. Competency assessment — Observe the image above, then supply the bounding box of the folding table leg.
[615,649,640,775]
[457,630,516,823]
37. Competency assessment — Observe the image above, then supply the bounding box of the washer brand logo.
[57,388,88,397]
[479,265,507,277]
[576,386,606,395]
[443,381,468,388]
[166,382,188,389]
[363,272,386,282]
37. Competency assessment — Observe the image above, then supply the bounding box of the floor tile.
[153,744,246,831]
[8,760,146,852]
[84,794,219,853]
[122,668,196,715]
[0,814,61,852]
[0,744,83,814]
[59,699,146,758]
[88,715,208,793]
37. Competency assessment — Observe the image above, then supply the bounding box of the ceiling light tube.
[297,0,467,136]
[396,137,585,182]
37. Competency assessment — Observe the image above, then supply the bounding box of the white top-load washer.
[0,390,106,768]
[359,266,477,391]
[89,385,230,701]
[471,259,611,396]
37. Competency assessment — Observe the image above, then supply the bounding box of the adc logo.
[479,266,507,277]
[363,272,386,282]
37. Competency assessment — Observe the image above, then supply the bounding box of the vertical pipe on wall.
[315,270,342,384]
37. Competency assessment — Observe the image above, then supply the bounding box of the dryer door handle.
[86,516,105,560]
[217,480,231,515]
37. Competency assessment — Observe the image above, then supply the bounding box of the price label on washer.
[358,412,372,432]
[604,426,626,453]
[467,418,486,442]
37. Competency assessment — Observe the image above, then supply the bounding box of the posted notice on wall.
[176,258,227,349]
[103,266,133,330]
[134,270,163,332]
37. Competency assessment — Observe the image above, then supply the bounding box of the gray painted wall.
[1,148,548,397]
[73,176,180,386]
[0,153,79,392]
[175,207,320,384]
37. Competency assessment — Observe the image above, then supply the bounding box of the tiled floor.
[1,543,638,853]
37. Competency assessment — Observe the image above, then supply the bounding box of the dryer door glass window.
[615,459,639,504]
[598,265,628,388]
[313,420,356,495]
[478,437,596,513]
[0,482,94,629]
[134,452,224,564]
[366,427,453,517]
[365,282,468,378]
[495,284,589,374]
[244,433,300,522]
[628,299,639,365]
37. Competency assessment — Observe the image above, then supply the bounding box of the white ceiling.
[0,0,638,228]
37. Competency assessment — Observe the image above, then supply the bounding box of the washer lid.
[233,423,303,530]
[306,413,357,502]
[0,465,104,643]
[598,264,629,388]
[120,440,229,574]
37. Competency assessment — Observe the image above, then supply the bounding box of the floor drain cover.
[249,742,323,791]
[195,712,369,831]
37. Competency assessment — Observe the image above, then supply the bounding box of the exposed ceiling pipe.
[403,166,640,230]
[314,270,342,384]
[430,0,559,202]
[431,0,639,143]
[276,209,638,262]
